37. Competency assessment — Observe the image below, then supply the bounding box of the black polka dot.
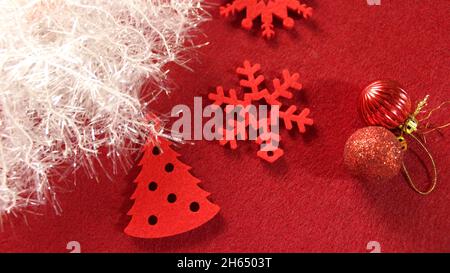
[189,202,200,212]
[267,151,274,157]
[148,181,157,191]
[167,193,177,203]
[148,215,158,225]
[165,163,174,173]
[152,147,161,155]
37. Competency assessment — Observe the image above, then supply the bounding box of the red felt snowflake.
[208,60,313,163]
[220,0,313,39]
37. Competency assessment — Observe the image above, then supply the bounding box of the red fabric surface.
[1,0,449,253]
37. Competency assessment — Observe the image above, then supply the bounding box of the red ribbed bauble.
[359,80,412,129]
[344,126,404,182]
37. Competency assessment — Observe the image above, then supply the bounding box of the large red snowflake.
[220,0,313,39]
[208,61,313,163]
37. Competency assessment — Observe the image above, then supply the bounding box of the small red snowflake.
[220,0,313,39]
[208,61,313,163]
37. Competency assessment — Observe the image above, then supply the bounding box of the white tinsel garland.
[0,0,207,217]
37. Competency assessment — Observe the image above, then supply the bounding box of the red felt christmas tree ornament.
[125,138,220,238]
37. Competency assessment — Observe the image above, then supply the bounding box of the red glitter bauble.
[359,80,412,129]
[344,126,404,182]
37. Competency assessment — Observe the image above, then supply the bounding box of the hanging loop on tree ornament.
[395,95,436,194]
[401,133,437,195]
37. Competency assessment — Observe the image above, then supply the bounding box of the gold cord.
[398,96,446,195]
[419,101,450,122]
[420,101,450,135]
[401,133,437,195]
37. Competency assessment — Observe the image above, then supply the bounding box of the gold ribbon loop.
[401,133,437,195]
[397,96,449,195]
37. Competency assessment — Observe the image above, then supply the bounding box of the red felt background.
[1,0,449,253]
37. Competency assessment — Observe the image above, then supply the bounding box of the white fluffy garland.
[0,0,207,217]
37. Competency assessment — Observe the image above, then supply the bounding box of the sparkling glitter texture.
[344,126,404,182]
